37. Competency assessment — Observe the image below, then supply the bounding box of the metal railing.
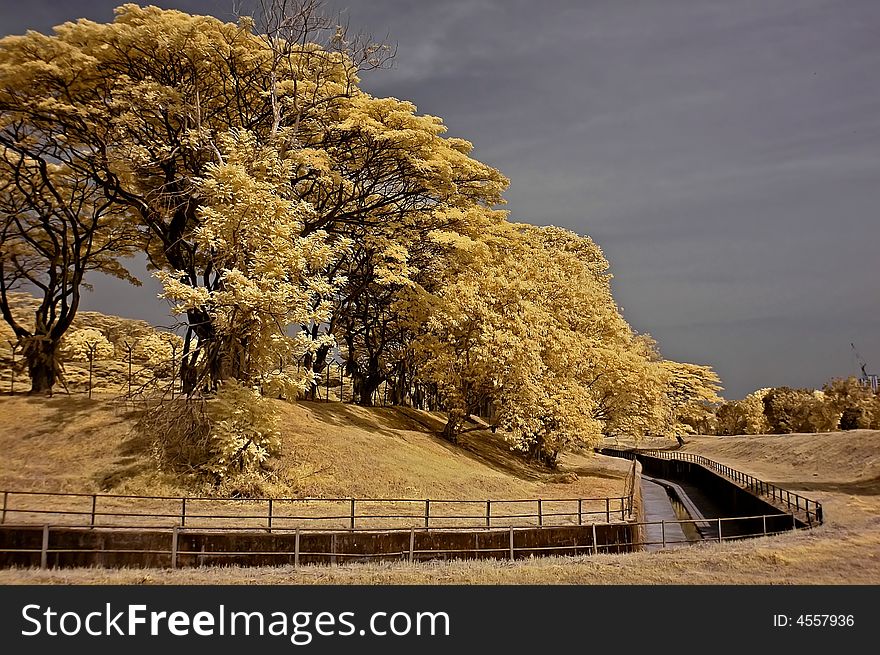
[1,511,806,570]
[0,489,635,531]
[599,447,823,525]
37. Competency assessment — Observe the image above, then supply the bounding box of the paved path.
[640,478,690,550]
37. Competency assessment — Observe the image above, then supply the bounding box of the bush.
[762,387,838,434]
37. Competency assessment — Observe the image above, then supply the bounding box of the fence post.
[1,491,7,524]
[763,515,767,536]
[717,518,723,543]
[661,520,666,548]
[605,498,610,523]
[537,499,543,527]
[125,342,133,396]
[90,494,97,528]
[509,526,514,561]
[350,498,355,529]
[424,500,430,529]
[409,527,415,563]
[268,499,273,532]
[171,526,179,569]
[86,343,97,399]
[40,525,49,570]
[170,342,179,399]
[180,498,187,527]
[578,499,583,526]
[592,523,598,555]
[486,500,491,528]
[294,528,300,568]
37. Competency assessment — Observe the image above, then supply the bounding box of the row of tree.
[0,2,721,476]
[696,377,880,436]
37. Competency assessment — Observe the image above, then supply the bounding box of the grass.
[1,393,879,584]
[0,394,630,530]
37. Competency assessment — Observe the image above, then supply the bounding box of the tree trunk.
[442,410,463,444]
[23,337,59,395]
[304,344,331,401]
[355,374,382,406]
[388,368,408,406]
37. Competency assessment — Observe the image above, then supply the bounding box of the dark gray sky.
[3,0,879,398]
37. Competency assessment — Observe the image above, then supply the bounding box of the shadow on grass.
[300,401,557,483]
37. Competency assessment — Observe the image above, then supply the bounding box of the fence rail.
[599,447,823,525]
[0,489,635,532]
[0,511,807,570]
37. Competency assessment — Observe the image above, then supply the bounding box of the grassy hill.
[2,424,879,584]
[1,301,879,584]
[0,395,629,502]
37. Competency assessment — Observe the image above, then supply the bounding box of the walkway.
[640,478,689,550]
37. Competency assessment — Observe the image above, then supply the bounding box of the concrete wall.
[0,522,640,569]
[628,454,803,536]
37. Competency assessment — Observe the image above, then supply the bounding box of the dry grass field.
[1,394,878,584]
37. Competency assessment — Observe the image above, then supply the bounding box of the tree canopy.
[0,2,723,478]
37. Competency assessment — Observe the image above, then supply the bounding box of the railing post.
[1,491,7,524]
[509,526,514,561]
[486,500,491,528]
[717,518,723,543]
[180,498,187,527]
[537,499,543,527]
[792,513,797,530]
[268,499,273,532]
[578,499,583,525]
[294,528,300,568]
[40,524,50,570]
[592,523,598,555]
[90,494,97,528]
[409,527,415,563]
[171,526,179,569]
[620,497,625,520]
[763,515,767,536]
[661,520,666,548]
[605,498,610,522]
[350,498,356,529]
[425,500,430,529]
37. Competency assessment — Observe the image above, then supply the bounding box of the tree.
[414,222,685,466]
[715,388,771,435]
[0,145,137,393]
[822,377,878,430]
[157,129,339,397]
[762,387,838,434]
[0,3,505,396]
[657,360,723,435]
[60,328,114,362]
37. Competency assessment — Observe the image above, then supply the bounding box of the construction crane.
[851,343,879,392]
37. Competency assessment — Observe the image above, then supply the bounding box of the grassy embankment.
[1,392,879,583]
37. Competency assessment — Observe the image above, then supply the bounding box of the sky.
[2,0,879,398]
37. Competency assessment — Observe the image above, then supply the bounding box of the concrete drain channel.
[601,447,823,552]
[640,475,709,550]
